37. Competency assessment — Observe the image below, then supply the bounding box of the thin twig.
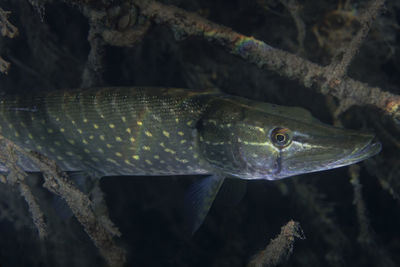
[247,220,305,267]
[349,164,397,267]
[0,7,18,38]
[0,7,19,74]
[323,0,386,91]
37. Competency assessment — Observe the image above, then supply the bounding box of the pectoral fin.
[184,175,225,234]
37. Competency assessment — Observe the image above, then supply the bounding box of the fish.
[0,87,381,232]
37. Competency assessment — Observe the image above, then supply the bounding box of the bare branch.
[247,220,305,267]
[134,0,399,123]
[0,137,126,267]
[0,139,47,239]
[0,7,19,74]
[26,151,126,267]
[323,0,386,89]
[0,7,18,38]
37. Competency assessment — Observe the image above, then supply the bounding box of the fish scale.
[0,87,215,176]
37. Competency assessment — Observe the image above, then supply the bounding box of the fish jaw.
[273,128,382,180]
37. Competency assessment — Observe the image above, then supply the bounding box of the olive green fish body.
[0,86,381,179]
[0,87,381,233]
[0,87,217,176]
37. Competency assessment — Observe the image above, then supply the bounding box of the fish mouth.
[329,136,382,168]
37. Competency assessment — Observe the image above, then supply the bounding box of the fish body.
[0,87,381,232]
[0,87,380,179]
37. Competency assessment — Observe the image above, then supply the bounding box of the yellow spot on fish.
[82,139,88,145]
[130,137,135,143]
[189,146,193,150]
[100,135,105,141]
[14,132,19,137]
[178,131,184,136]
[109,124,115,129]
[89,135,94,140]
[77,129,83,134]
[143,146,151,151]
[92,157,99,162]
[115,136,122,142]
[145,131,152,137]
[256,127,265,133]
[193,153,199,159]
[66,151,74,156]
[132,155,140,160]
[154,155,160,159]
[36,145,42,150]
[54,141,61,146]
[47,128,54,133]
[55,117,60,122]
[8,124,13,129]
[180,140,187,144]
[100,114,105,119]
[60,128,65,132]
[162,130,170,138]
[28,133,33,139]
[175,118,179,123]
[115,152,123,157]
[124,159,133,165]
[137,121,143,126]
[94,124,99,129]
[71,120,75,125]
[126,128,132,134]
[106,144,113,148]
[145,160,152,165]
[160,142,165,148]
[83,118,88,123]
[57,156,63,160]
[97,148,104,153]
[106,158,117,164]
[164,148,176,154]
[68,139,75,145]
[175,157,189,163]
[186,120,193,126]
[160,160,165,164]
[84,148,90,153]
[121,116,126,122]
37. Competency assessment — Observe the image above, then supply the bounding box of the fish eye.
[271,127,292,148]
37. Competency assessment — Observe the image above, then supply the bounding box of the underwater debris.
[247,220,305,267]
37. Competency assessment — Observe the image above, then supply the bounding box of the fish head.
[197,98,381,180]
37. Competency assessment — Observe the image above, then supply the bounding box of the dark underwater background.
[0,0,400,266]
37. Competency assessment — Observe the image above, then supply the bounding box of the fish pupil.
[276,134,285,142]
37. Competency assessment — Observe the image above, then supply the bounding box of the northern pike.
[0,87,381,232]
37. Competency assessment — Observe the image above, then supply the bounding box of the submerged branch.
[0,138,47,239]
[134,0,399,123]
[0,7,19,74]
[0,137,126,267]
[247,220,305,267]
